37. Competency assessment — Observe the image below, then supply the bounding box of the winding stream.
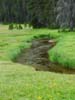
[15,38,75,74]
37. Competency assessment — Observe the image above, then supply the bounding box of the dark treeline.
[0,0,75,29]
[0,0,58,28]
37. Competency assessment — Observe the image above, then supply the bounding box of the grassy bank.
[49,32,75,69]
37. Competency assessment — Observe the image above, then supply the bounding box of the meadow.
[0,25,75,100]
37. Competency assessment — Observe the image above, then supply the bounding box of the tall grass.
[49,33,75,69]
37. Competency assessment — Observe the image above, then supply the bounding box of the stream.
[15,38,75,74]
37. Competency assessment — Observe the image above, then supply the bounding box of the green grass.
[0,62,75,100]
[0,25,75,100]
[49,32,75,69]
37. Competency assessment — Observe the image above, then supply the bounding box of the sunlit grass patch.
[0,62,75,100]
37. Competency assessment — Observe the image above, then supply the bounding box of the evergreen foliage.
[0,0,75,29]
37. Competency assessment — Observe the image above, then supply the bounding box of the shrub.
[18,24,23,29]
[24,23,27,28]
[9,23,14,30]
[15,24,19,29]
